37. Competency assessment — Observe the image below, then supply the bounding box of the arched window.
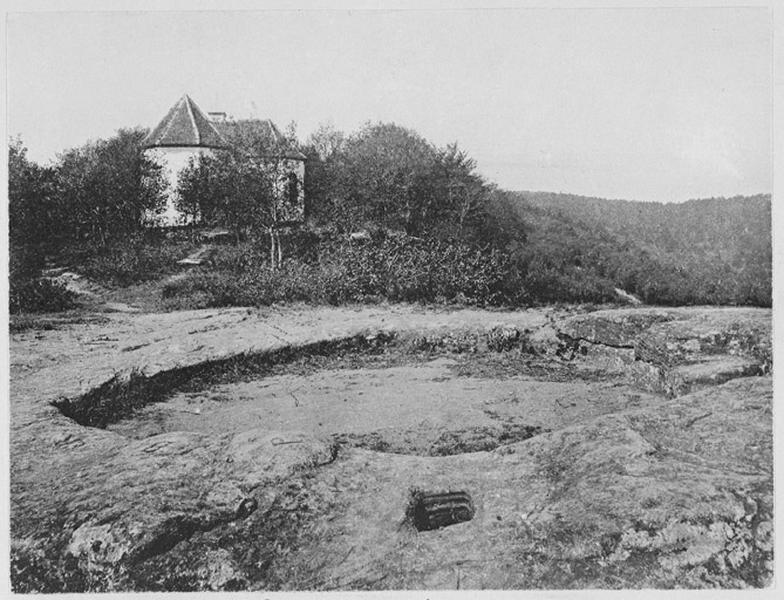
[287,172,299,205]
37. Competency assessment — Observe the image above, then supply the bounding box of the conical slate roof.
[143,94,227,149]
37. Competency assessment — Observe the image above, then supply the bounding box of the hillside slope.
[493,192,771,306]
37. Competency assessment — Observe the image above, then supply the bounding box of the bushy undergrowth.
[8,243,77,314]
[11,541,87,593]
[163,236,522,309]
[9,278,76,314]
[75,237,198,286]
[8,233,198,313]
[516,263,617,304]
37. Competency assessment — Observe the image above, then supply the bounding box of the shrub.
[11,542,87,593]
[9,278,76,314]
[161,235,525,309]
[520,266,617,305]
[161,271,242,308]
[9,241,75,314]
[78,237,198,286]
[209,242,270,274]
[9,243,46,281]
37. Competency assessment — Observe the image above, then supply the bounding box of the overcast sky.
[6,6,772,202]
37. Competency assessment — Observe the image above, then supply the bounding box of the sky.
[5,5,773,202]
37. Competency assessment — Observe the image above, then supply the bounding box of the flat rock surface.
[106,357,665,459]
[9,304,772,591]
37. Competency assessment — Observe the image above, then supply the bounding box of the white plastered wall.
[144,146,215,227]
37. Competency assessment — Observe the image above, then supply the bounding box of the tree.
[283,120,299,148]
[303,122,490,241]
[177,148,295,269]
[55,127,167,246]
[8,137,61,277]
[306,121,346,161]
[337,122,437,234]
[425,143,488,239]
[177,150,275,244]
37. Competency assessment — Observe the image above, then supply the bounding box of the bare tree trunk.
[269,225,276,270]
[275,228,283,268]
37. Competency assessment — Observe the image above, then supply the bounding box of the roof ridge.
[145,94,227,149]
[184,95,201,145]
[156,96,184,146]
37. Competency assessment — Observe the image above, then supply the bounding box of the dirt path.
[44,270,142,313]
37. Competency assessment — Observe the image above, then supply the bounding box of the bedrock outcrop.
[9,305,771,591]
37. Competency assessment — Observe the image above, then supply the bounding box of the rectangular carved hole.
[408,489,474,532]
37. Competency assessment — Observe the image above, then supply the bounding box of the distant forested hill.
[487,191,771,306]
